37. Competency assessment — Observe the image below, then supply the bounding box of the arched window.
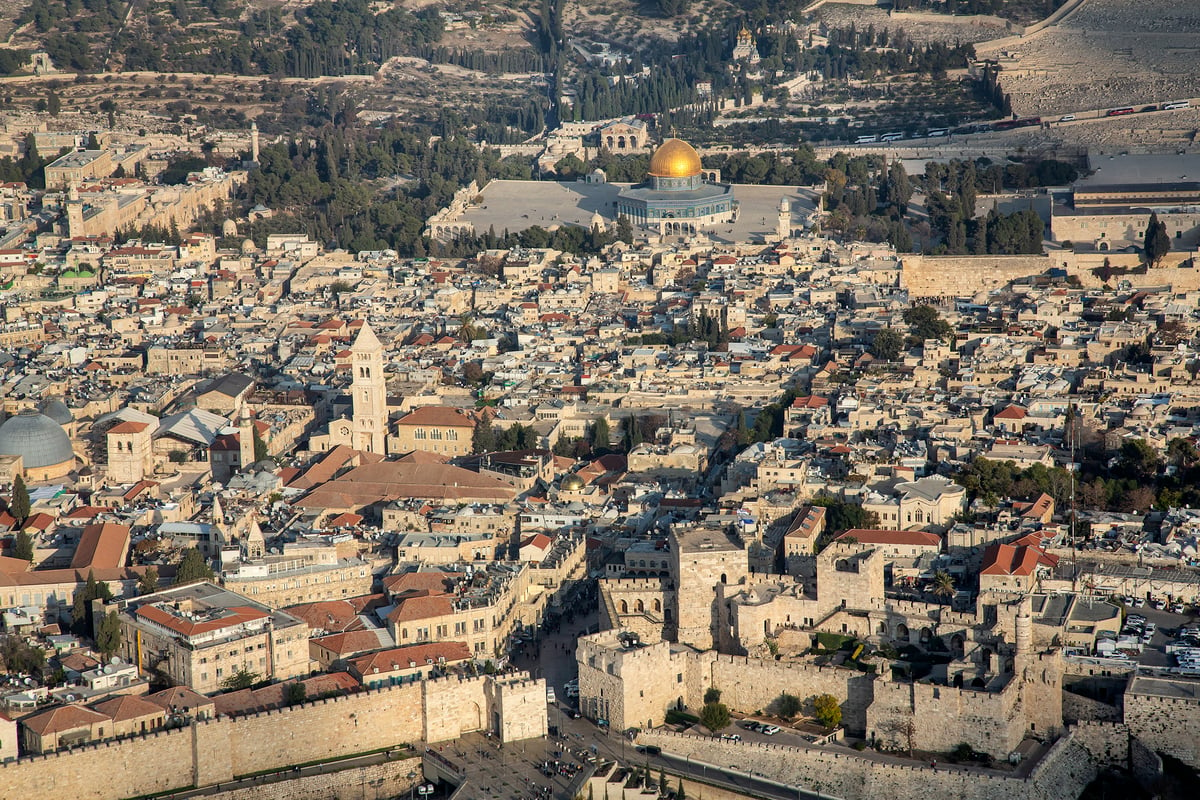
[635,599,644,613]
[619,600,628,614]
[653,599,661,613]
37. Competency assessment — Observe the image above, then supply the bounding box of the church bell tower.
[351,321,388,454]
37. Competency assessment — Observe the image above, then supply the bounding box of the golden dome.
[561,474,585,491]
[648,138,702,179]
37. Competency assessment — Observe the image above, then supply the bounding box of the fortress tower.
[351,321,388,454]
[670,525,749,650]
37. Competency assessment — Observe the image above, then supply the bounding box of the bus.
[992,116,1041,131]
[879,131,904,142]
[854,134,878,144]
[926,128,950,138]
[1106,106,1135,116]
[1163,100,1191,110]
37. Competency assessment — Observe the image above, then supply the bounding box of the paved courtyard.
[456,179,820,245]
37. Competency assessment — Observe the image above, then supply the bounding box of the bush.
[665,709,699,726]
[853,740,868,751]
[816,632,856,651]
[813,694,842,729]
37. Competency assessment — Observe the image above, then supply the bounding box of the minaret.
[777,196,791,240]
[66,183,84,238]
[250,122,260,163]
[238,403,255,471]
[351,320,388,454]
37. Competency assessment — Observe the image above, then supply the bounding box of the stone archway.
[895,623,909,641]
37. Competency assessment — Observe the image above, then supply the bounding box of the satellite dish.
[110,656,122,665]
[65,694,76,702]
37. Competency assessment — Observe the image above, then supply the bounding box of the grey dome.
[0,410,74,468]
[40,398,74,425]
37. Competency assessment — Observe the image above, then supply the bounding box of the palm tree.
[931,570,956,604]
[456,315,484,344]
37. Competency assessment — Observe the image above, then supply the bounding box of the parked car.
[761,724,782,735]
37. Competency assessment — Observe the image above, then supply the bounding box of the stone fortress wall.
[199,758,422,800]
[637,721,1137,800]
[1122,684,1200,768]
[0,672,545,800]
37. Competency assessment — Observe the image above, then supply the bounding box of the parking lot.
[428,731,593,800]
[1113,604,1199,671]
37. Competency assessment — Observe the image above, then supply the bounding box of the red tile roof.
[22,704,107,735]
[71,522,130,570]
[135,603,268,637]
[838,529,941,547]
[108,421,151,435]
[980,542,1059,576]
[995,405,1028,420]
[348,642,472,676]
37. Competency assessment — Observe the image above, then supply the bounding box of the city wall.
[1122,690,1200,769]
[867,677,1025,757]
[901,254,1200,298]
[639,722,1128,800]
[201,759,422,800]
[0,673,524,800]
[1062,689,1122,724]
[694,653,876,734]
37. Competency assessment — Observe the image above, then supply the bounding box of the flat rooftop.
[672,525,742,552]
[1128,675,1200,701]
[1080,153,1200,189]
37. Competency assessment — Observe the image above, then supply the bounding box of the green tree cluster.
[71,570,113,638]
[220,667,260,691]
[1144,212,1171,267]
[9,474,30,524]
[699,701,731,733]
[812,694,842,729]
[870,328,904,360]
[174,548,215,586]
[902,305,952,342]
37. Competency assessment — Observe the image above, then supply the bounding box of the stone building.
[114,582,310,694]
[350,321,389,454]
[390,405,476,457]
[597,117,649,153]
[220,556,373,609]
[860,475,967,531]
[671,524,749,651]
[105,420,154,483]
